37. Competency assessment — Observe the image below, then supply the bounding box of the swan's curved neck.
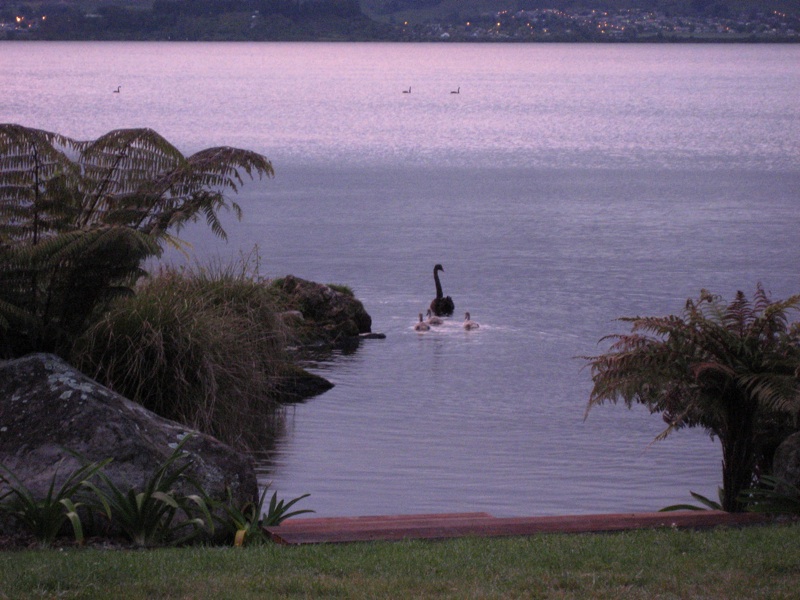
[433,269,443,299]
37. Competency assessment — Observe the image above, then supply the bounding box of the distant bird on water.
[429,264,454,317]
[463,312,479,330]
[403,86,411,94]
[113,86,121,93]
[414,313,430,332]
[451,87,460,94]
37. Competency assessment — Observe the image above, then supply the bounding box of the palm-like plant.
[0,124,273,359]
[584,286,800,512]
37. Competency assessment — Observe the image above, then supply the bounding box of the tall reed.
[71,257,290,449]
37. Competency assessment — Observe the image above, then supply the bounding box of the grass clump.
[71,258,291,449]
[327,283,353,297]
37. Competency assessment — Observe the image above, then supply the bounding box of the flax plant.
[742,475,800,514]
[0,456,110,547]
[212,485,313,546]
[84,437,212,547]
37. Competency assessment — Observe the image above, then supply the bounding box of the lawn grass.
[1,523,798,599]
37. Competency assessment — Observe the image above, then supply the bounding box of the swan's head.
[464,312,471,320]
[434,264,444,273]
[418,313,424,321]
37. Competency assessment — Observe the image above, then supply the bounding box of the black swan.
[426,309,443,326]
[414,313,430,331]
[429,264,455,317]
[463,312,479,330]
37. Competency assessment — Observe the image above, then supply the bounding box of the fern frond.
[0,124,83,245]
[77,128,186,228]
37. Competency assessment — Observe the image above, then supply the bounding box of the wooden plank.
[265,510,769,545]
[265,512,495,543]
[274,512,493,532]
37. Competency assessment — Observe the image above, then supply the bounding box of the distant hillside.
[2,0,797,40]
[361,0,800,23]
[1,0,395,40]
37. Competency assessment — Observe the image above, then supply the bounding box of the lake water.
[2,42,799,516]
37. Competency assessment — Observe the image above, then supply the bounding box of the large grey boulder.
[0,354,257,509]
[773,431,800,489]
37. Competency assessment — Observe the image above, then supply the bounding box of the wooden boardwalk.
[264,510,769,545]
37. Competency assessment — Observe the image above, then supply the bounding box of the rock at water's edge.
[0,354,257,510]
[272,275,372,344]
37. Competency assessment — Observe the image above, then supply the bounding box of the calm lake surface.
[3,42,799,516]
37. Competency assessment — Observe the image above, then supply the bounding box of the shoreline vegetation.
[0,124,382,554]
[72,259,373,448]
[0,125,372,452]
[2,523,799,597]
[2,1,798,42]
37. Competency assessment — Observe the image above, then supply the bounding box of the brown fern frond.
[186,146,274,188]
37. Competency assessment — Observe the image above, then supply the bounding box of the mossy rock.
[270,275,372,346]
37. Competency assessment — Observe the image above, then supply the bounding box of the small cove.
[3,42,798,516]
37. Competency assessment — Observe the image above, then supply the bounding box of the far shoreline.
[2,36,799,43]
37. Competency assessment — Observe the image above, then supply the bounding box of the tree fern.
[584,285,800,511]
[0,124,273,359]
